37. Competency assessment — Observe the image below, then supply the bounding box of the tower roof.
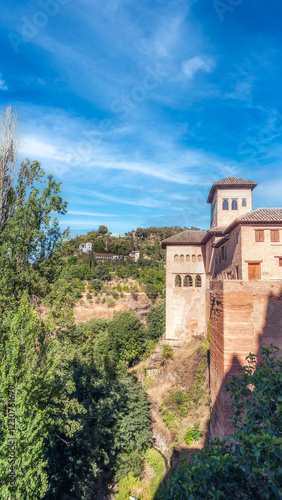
[207,176,257,203]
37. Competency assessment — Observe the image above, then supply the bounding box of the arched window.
[192,254,196,263]
[180,254,184,262]
[222,199,229,210]
[174,254,179,262]
[184,275,193,287]
[242,198,247,207]
[175,275,181,287]
[186,254,190,262]
[195,275,202,287]
[232,199,238,210]
[197,254,202,262]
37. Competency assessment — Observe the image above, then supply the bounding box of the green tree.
[154,238,161,260]
[93,236,106,253]
[111,239,131,256]
[98,225,108,235]
[147,300,166,340]
[107,311,147,366]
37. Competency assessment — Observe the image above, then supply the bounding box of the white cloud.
[182,56,215,79]
[0,75,8,91]
[68,210,117,217]
[85,190,162,208]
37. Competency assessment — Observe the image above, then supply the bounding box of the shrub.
[145,283,158,301]
[106,297,115,308]
[86,292,92,300]
[147,300,165,340]
[91,279,103,291]
[130,288,138,300]
[101,298,106,304]
[87,285,93,292]
[184,424,202,445]
[161,344,173,362]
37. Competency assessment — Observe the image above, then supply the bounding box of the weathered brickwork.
[210,280,282,439]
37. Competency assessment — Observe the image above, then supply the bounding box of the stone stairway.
[147,337,183,370]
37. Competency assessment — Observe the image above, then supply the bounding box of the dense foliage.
[0,140,154,498]
[164,345,282,499]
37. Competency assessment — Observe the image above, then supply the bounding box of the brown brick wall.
[210,280,282,440]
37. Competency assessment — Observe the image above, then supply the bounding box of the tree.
[111,239,131,256]
[147,300,166,340]
[93,236,106,253]
[154,238,161,260]
[145,284,158,301]
[98,225,108,235]
[108,311,147,366]
[86,230,99,240]
[105,232,112,252]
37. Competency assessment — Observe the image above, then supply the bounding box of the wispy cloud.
[0,74,8,91]
[182,56,215,79]
[85,190,162,208]
[68,210,118,217]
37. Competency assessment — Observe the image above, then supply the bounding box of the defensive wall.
[209,279,282,440]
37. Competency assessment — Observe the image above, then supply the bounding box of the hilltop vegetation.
[63,224,200,257]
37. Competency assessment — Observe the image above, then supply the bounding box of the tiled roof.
[161,230,208,247]
[235,208,282,223]
[207,176,257,203]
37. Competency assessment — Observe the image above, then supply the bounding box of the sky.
[1,0,282,235]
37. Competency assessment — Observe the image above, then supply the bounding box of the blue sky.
[1,0,282,235]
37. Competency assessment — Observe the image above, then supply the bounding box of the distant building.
[129,250,140,262]
[79,242,92,254]
[94,252,127,261]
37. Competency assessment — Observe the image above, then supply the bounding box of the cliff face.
[131,337,210,470]
[74,291,152,323]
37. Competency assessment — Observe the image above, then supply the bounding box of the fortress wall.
[210,280,282,440]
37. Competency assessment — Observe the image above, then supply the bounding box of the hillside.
[74,281,152,323]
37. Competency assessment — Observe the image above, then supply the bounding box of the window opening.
[232,199,238,210]
[195,275,202,287]
[184,275,193,287]
[222,199,229,210]
[175,275,181,287]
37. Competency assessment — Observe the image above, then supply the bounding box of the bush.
[91,279,103,291]
[112,290,119,299]
[130,288,138,300]
[145,283,158,301]
[107,297,115,308]
[86,292,92,300]
[147,300,165,340]
[184,424,202,445]
[161,344,173,362]
[67,255,77,265]
[101,298,106,304]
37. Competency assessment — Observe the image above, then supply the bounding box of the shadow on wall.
[153,288,282,498]
[211,287,282,439]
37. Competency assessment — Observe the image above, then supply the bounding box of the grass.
[116,448,165,500]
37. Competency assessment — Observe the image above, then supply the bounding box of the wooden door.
[248,263,260,280]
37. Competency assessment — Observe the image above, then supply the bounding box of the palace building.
[162,176,282,438]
